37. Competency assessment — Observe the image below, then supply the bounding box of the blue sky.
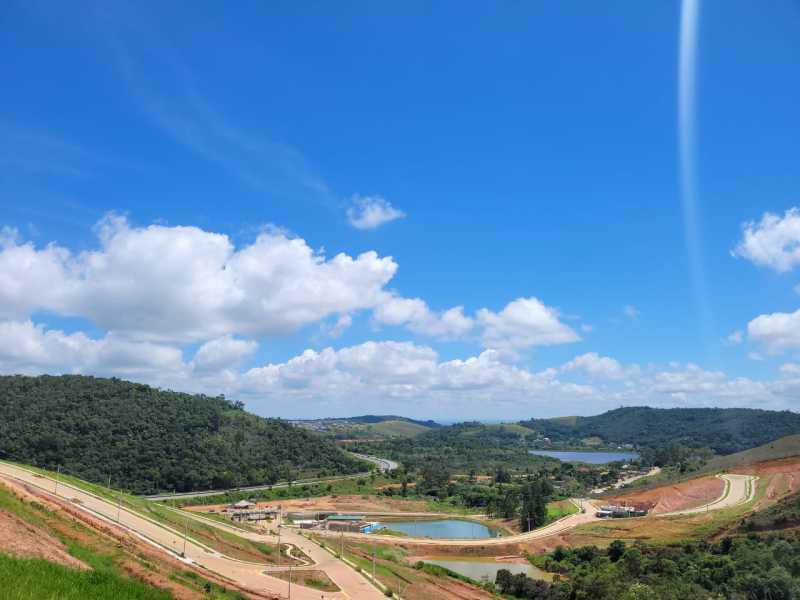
[2,1,800,419]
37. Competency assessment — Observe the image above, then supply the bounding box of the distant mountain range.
[519,406,800,454]
[317,406,800,455]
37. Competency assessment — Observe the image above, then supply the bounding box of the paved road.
[346,453,399,473]
[146,453,398,501]
[659,473,758,517]
[0,461,385,600]
[146,472,371,502]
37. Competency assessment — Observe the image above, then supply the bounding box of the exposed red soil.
[188,494,430,514]
[606,475,725,514]
[390,540,523,558]
[407,577,494,600]
[731,457,800,509]
[0,509,88,570]
[0,477,277,600]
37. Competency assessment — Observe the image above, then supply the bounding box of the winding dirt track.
[0,461,384,600]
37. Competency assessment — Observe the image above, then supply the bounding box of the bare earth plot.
[658,474,757,517]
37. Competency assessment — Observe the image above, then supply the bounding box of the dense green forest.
[0,375,364,494]
[521,407,800,454]
[498,535,800,599]
[355,422,554,473]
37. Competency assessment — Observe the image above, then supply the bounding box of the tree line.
[0,375,364,494]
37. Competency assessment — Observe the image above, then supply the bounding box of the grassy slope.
[703,435,800,472]
[0,479,244,600]
[366,420,431,437]
[476,423,535,437]
[0,555,171,600]
[11,460,284,564]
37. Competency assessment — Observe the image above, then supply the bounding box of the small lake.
[374,519,497,539]
[529,450,639,464]
[424,558,546,582]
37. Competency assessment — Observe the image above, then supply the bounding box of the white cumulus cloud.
[562,352,636,380]
[746,307,800,354]
[373,295,474,340]
[0,215,397,342]
[347,195,405,230]
[733,207,800,272]
[191,336,258,373]
[477,297,579,352]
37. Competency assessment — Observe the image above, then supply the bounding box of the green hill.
[366,420,432,437]
[520,407,800,454]
[0,375,364,494]
[292,415,435,438]
[704,435,800,472]
[347,415,440,428]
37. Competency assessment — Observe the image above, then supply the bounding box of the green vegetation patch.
[0,374,364,494]
[0,555,172,600]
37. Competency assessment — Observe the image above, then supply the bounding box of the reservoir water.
[529,450,639,464]
[424,558,546,582]
[375,519,496,539]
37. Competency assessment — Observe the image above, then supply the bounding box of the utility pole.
[116,493,122,523]
[288,563,292,599]
[340,531,344,558]
[182,517,189,557]
[55,465,61,495]
[277,525,281,567]
[372,543,376,582]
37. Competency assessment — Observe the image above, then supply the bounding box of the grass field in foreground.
[0,555,171,600]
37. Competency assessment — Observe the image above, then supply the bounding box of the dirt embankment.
[0,476,275,600]
[607,475,725,515]
[0,509,88,570]
[187,494,431,514]
[731,457,800,510]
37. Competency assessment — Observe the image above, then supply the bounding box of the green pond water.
[375,519,497,539]
[425,558,546,582]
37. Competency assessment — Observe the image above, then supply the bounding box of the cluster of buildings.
[289,511,381,534]
[595,504,649,519]
[218,500,279,523]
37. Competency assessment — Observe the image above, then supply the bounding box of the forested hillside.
[355,422,554,472]
[520,407,800,454]
[0,375,364,494]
